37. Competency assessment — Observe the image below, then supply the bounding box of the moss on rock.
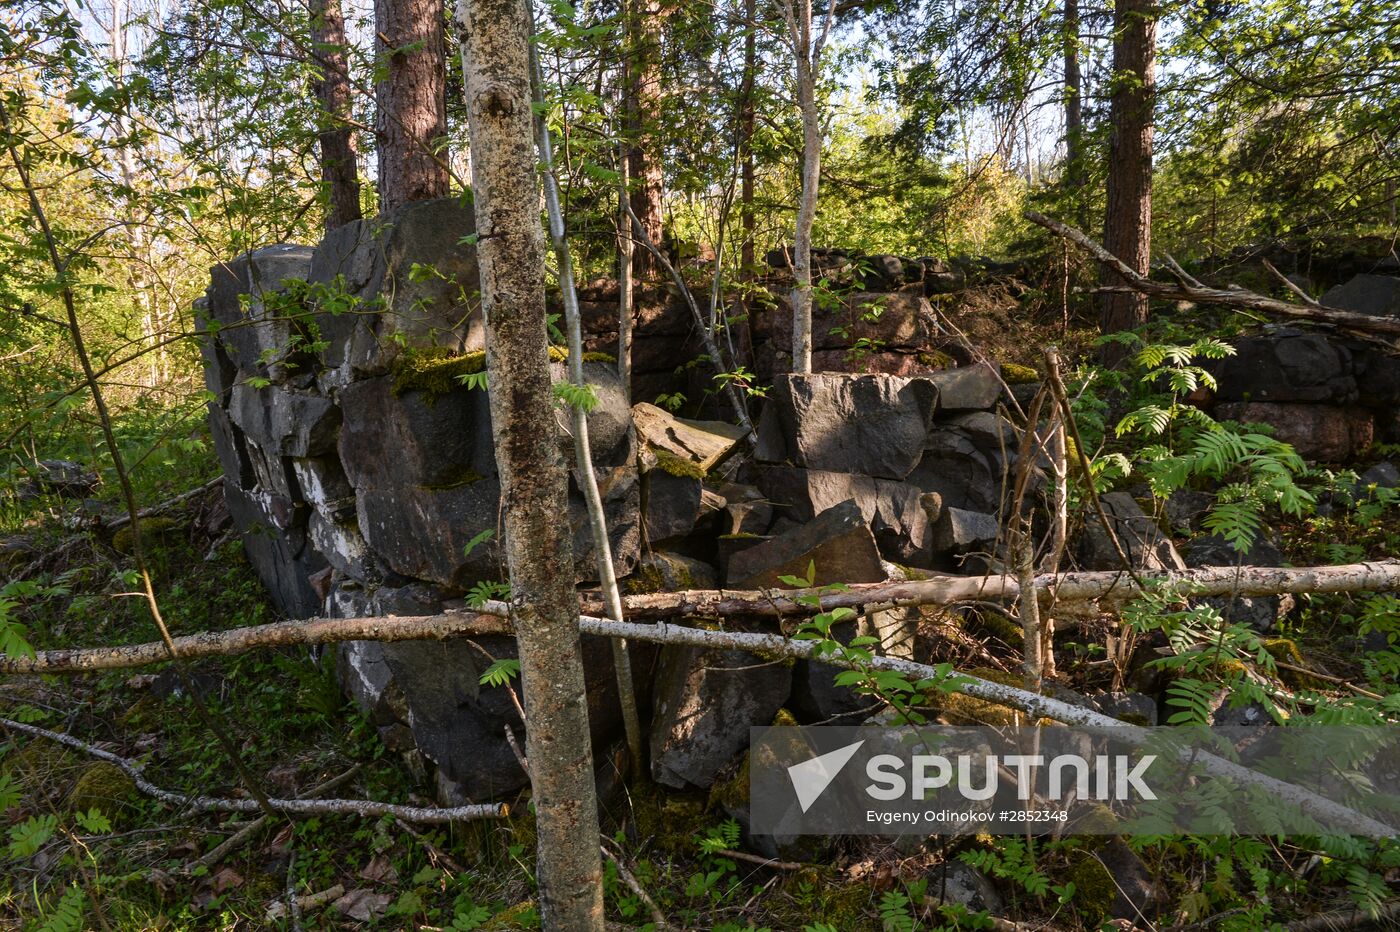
[112,517,183,555]
[1000,362,1040,384]
[68,762,136,820]
[1065,854,1116,927]
[1263,638,1329,690]
[651,449,707,480]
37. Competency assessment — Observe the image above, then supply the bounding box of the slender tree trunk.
[377,0,449,211]
[455,0,605,924]
[1062,0,1082,198]
[739,0,757,275]
[1099,0,1157,346]
[532,37,644,778]
[311,0,362,228]
[624,0,665,276]
[617,135,634,402]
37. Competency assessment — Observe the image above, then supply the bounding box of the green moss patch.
[112,516,183,555]
[1000,362,1039,384]
[650,449,707,480]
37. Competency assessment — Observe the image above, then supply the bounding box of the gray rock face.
[228,383,341,458]
[1077,492,1185,571]
[1216,401,1374,462]
[726,498,886,588]
[1211,331,1356,404]
[759,373,937,480]
[643,470,704,545]
[650,644,792,789]
[926,362,1001,411]
[1321,273,1400,317]
[910,426,1002,514]
[1183,533,1287,632]
[759,467,922,562]
[222,479,325,618]
[310,199,484,385]
[931,507,1000,564]
[204,244,316,381]
[339,376,497,491]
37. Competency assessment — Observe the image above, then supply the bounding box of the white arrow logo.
[787,740,865,813]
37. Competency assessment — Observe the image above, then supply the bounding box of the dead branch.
[6,563,1400,676]
[0,717,506,824]
[1025,210,1400,339]
[189,764,363,870]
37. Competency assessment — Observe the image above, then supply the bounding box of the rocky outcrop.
[198,199,641,801]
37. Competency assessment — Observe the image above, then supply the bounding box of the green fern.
[35,884,85,932]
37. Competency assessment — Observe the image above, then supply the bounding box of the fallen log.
[4,562,1399,675]
[1025,210,1400,340]
[8,614,1393,835]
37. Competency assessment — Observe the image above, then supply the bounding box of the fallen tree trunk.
[5,562,1399,675]
[1026,210,1400,340]
[5,612,1393,836]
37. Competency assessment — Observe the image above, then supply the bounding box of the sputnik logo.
[787,740,865,812]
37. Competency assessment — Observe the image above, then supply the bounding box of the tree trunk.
[377,0,449,211]
[455,0,605,924]
[739,0,757,275]
[1099,0,1157,345]
[788,0,820,375]
[1062,0,1082,193]
[624,0,665,277]
[310,0,362,228]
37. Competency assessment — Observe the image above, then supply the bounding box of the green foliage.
[479,659,521,688]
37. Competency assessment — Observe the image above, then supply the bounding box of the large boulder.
[1210,331,1356,405]
[756,373,938,480]
[632,402,747,474]
[649,644,792,789]
[310,199,484,386]
[1076,492,1185,571]
[926,362,1002,412]
[1215,402,1374,462]
[727,498,885,588]
[747,471,930,569]
[203,244,315,381]
[1320,273,1400,317]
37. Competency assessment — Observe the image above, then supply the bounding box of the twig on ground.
[601,838,671,929]
[714,848,804,871]
[189,765,363,870]
[0,717,506,823]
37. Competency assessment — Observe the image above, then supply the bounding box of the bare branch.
[0,717,507,823]
[1026,211,1400,339]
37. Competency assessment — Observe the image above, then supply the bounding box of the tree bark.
[623,0,665,277]
[311,0,362,228]
[377,0,449,211]
[1061,0,1082,194]
[783,0,835,374]
[1099,0,1156,346]
[739,0,757,274]
[455,0,605,924]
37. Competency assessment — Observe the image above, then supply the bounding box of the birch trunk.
[790,43,818,374]
[783,0,836,374]
[455,0,605,924]
[531,35,644,774]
